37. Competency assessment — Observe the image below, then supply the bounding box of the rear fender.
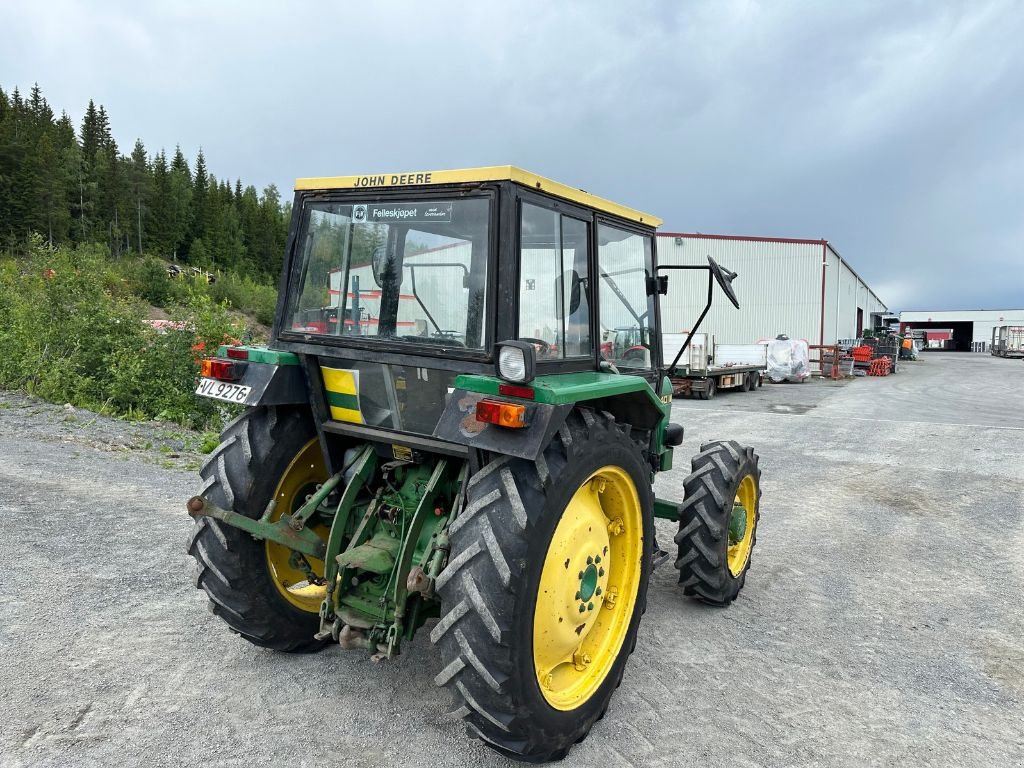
[433,371,670,462]
[198,362,309,407]
[432,390,573,461]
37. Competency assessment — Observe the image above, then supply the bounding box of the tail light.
[226,347,249,360]
[201,358,246,381]
[476,399,527,428]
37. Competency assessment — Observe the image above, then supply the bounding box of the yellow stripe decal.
[294,165,661,227]
[321,367,363,424]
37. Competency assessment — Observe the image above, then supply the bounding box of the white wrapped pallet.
[766,338,810,382]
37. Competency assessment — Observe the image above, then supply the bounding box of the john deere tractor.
[187,166,762,762]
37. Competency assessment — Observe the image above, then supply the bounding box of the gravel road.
[2,353,1022,767]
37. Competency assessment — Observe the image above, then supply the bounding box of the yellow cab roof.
[294,165,662,228]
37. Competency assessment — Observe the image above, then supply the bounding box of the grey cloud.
[1,0,1021,309]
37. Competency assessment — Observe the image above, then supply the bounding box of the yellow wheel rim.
[533,465,644,711]
[727,474,758,577]
[264,438,329,613]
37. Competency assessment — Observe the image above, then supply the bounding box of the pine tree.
[0,86,16,242]
[189,148,209,254]
[146,149,174,255]
[128,138,150,252]
[168,145,192,259]
[33,131,69,244]
[80,99,101,166]
[63,139,91,243]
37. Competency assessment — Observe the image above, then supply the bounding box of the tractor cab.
[272,166,666,443]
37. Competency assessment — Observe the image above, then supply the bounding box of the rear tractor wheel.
[187,406,331,652]
[674,440,761,606]
[432,410,653,762]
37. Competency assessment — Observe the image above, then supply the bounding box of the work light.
[496,340,536,384]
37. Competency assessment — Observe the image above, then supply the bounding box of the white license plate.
[195,378,252,403]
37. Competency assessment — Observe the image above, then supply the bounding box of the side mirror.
[371,246,403,289]
[707,255,740,309]
[554,270,582,319]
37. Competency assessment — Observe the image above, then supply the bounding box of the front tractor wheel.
[187,406,331,652]
[432,410,652,762]
[674,440,761,605]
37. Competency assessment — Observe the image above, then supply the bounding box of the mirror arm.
[658,265,714,373]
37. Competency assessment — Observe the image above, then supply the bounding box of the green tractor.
[187,166,762,762]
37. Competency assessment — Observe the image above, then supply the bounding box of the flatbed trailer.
[991,325,1024,358]
[664,333,766,399]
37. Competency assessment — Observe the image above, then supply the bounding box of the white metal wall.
[657,235,887,346]
[823,245,888,341]
[658,236,822,344]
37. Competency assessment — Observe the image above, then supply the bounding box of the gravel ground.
[1,352,1022,767]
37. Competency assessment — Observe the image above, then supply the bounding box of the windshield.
[287,197,490,350]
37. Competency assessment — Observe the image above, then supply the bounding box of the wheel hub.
[726,474,757,576]
[578,561,600,604]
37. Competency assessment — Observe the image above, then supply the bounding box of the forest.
[0,82,289,280]
[0,83,294,430]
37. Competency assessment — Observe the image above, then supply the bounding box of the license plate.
[195,378,252,403]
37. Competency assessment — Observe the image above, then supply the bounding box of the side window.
[518,203,592,359]
[597,225,655,369]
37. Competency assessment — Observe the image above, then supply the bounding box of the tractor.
[187,166,762,762]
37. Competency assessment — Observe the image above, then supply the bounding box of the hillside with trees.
[0,83,293,430]
[0,82,289,279]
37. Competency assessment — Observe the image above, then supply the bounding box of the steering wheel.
[519,337,552,356]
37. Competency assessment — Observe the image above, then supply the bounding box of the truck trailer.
[991,325,1024,358]
[663,332,766,398]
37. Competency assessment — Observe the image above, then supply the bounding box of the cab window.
[597,225,655,369]
[518,203,592,359]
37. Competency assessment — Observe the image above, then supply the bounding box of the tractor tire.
[432,409,653,763]
[187,406,330,653]
[674,440,761,606]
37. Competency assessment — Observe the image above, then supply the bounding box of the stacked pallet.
[868,357,892,376]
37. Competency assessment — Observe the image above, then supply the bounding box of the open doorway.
[899,320,975,351]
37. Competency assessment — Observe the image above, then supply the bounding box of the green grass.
[0,237,261,430]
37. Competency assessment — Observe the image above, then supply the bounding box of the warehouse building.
[899,309,1024,352]
[657,233,887,346]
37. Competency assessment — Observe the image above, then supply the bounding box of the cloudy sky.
[2,0,1022,310]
